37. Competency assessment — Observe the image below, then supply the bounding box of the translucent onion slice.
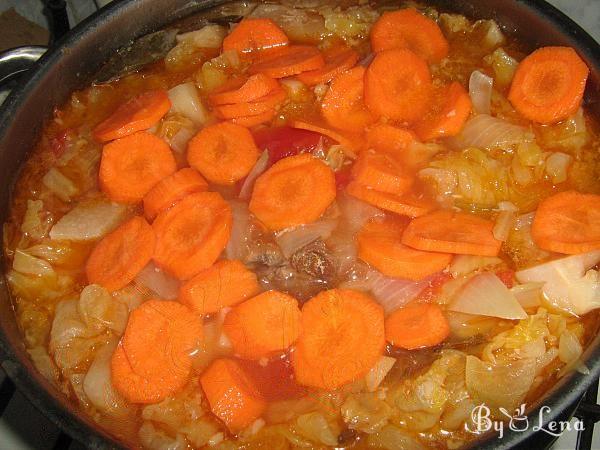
[365,356,396,392]
[134,262,180,301]
[168,82,208,125]
[469,70,493,115]
[450,114,534,150]
[239,150,269,200]
[276,219,338,258]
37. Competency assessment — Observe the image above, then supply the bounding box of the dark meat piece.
[290,239,335,282]
[245,239,285,267]
[256,264,330,303]
[385,345,438,379]
[338,428,358,447]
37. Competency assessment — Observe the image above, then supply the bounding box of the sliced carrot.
[414,82,472,141]
[249,153,336,231]
[385,303,450,350]
[297,47,359,86]
[209,74,280,105]
[370,9,449,63]
[214,88,287,120]
[358,217,452,280]
[143,168,208,221]
[179,259,261,315]
[321,66,376,132]
[231,109,277,127]
[187,122,260,185]
[200,358,267,432]
[292,120,364,156]
[122,300,203,381]
[508,46,589,124]
[222,18,289,54]
[223,290,301,360]
[346,182,434,217]
[366,124,416,158]
[531,190,600,254]
[293,289,385,389]
[351,150,414,196]
[153,192,232,280]
[86,216,155,292]
[364,49,432,123]
[93,90,171,143]
[401,210,502,256]
[111,343,186,404]
[99,131,177,203]
[249,45,325,79]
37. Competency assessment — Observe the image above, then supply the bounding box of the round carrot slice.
[385,303,450,350]
[364,49,433,123]
[209,73,281,105]
[179,259,261,315]
[508,46,589,124]
[531,190,600,254]
[222,18,289,54]
[401,210,502,256]
[111,343,186,404]
[370,9,449,63]
[86,216,155,292]
[414,82,472,141]
[143,168,208,221]
[297,47,359,86]
[99,131,177,203]
[249,153,336,231]
[153,192,232,280]
[358,217,452,280]
[214,88,287,120]
[351,150,414,196]
[366,124,416,157]
[200,358,267,432]
[223,290,301,360]
[187,122,260,185]
[122,299,203,380]
[249,45,325,79]
[93,90,171,143]
[321,66,376,132]
[346,182,434,217]
[293,289,385,389]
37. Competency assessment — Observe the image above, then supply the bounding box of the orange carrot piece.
[223,290,301,360]
[346,182,434,217]
[231,109,277,127]
[122,300,203,381]
[209,73,280,105]
[153,192,232,280]
[214,88,287,120]
[351,150,414,196]
[293,289,385,389]
[99,131,177,203]
[414,82,472,141]
[366,124,416,158]
[292,120,364,156]
[93,90,171,143]
[143,168,208,221]
[370,9,449,63]
[86,216,155,292]
[111,343,186,404]
[249,153,336,231]
[249,45,325,79]
[508,46,589,124]
[222,18,289,54]
[179,259,261,315]
[297,47,359,86]
[531,190,600,254]
[200,358,267,432]
[187,122,260,185]
[365,49,433,123]
[401,210,502,256]
[385,303,450,349]
[321,66,376,132]
[358,217,452,280]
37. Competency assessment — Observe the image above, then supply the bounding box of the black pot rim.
[0,1,599,449]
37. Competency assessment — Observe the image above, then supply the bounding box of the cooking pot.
[0,1,598,448]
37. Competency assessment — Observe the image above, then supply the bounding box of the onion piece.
[449,255,502,277]
[12,249,54,277]
[493,210,516,242]
[338,193,385,233]
[510,283,544,308]
[516,250,600,315]
[239,150,269,200]
[42,168,79,202]
[365,356,396,392]
[276,219,338,258]
[558,329,582,366]
[469,70,493,115]
[168,82,208,125]
[544,152,572,184]
[448,272,527,319]
[176,24,227,48]
[449,114,534,150]
[370,272,431,315]
[50,200,126,241]
[134,262,180,301]
[169,126,195,154]
[225,200,251,261]
[418,168,458,196]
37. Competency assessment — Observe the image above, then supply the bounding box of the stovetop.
[0,0,599,449]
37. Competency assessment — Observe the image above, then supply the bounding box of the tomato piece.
[240,357,306,401]
[335,166,352,191]
[253,126,324,164]
[496,270,515,288]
